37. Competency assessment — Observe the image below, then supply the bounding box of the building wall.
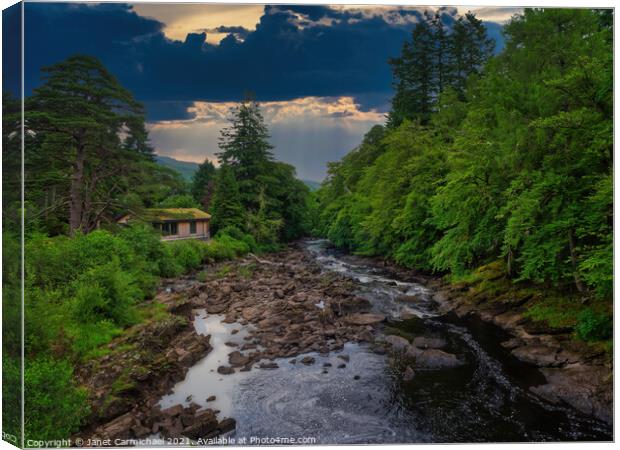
[161,220,210,241]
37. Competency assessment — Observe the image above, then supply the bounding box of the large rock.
[182,409,218,439]
[403,366,415,381]
[217,365,234,375]
[205,303,228,314]
[396,294,419,303]
[344,313,385,326]
[531,364,612,424]
[228,351,250,367]
[407,346,463,369]
[98,413,135,440]
[336,297,372,315]
[412,336,447,350]
[384,335,410,351]
[511,345,564,367]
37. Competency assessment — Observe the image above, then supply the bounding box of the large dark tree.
[216,98,274,211]
[388,19,436,126]
[388,11,494,127]
[191,158,217,210]
[210,164,245,232]
[26,55,152,234]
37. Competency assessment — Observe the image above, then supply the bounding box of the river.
[158,239,612,443]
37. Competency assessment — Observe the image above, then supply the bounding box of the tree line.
[316,10,612,312]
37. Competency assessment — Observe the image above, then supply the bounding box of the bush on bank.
[19,224,254,441]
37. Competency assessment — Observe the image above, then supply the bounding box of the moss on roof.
[143,208,211,222]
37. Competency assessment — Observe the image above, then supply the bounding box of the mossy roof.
[143,208,211,222]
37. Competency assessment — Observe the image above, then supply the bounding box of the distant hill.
[157,155,322,190]
[302,180,321,191]
[155,155,200,181]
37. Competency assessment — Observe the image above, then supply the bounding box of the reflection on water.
[158,240,612,443]
[159,312,253,419]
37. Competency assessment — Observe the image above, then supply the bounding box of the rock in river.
[300,356,316,365]
[217,365,235,375]
[407,346,463,369]
[228,351,250,367]
[412,336,447,350]
[385,335,410,351]
[344,313,385,325]
[403,366,415,381]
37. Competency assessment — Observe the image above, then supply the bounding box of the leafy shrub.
[72,259,141,327]
[24,358,89,442]
[575,309,612,341]
[157,194,199,208]
[216,226,258,252]
[66,320,122,357]
[168,240,202,271]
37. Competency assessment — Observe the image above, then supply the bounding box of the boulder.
[217,365,234,375]
[385,335,410,351]
[217,418,237,434]
[98,413,135,440]
[407,347,463,369]
[258,362,279,369]
[412,336,446,350]
[161,404,184,417]
[511,345,563,367]
[403,366,415,381]
[396,294,419,303]
[182,410,218,440]
[228,351,250,367]
[344,313,385,326]
[300,356,316,365]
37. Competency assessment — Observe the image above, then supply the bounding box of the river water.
[160,239,612,443]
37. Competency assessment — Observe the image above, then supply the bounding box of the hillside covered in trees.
[316,9,612,340]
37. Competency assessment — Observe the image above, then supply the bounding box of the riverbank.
[76,245,387,442]
[331,248,613,424]
[75,240,612,443]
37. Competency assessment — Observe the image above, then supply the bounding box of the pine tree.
[216,98,274,211]
[388,11,495,126]
[27,55,151,234]
[191,158,217,210]
[388,20,436,126]
[210,164,245,232]
[448,13,494,96]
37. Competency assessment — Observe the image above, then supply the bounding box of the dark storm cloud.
[22,3,505,121]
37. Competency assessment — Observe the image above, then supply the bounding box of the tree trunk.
[567,228,585,293]
[69,144,85,235]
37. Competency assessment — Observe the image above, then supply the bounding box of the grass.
[237,263,256,279]
[215,264,233,278]
[452,260,612,353]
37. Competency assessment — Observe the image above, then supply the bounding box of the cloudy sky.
[11,3,519,181]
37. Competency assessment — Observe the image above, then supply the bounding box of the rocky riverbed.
[75,240,612,444]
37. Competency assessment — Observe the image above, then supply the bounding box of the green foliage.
[211,100,312,244]
[157,194,199,208]
[210,164,245,232]
[191,158,217,209]
[317,8,612,308]
[26,55,156,235]
[575,309,612,342]
[388,11,494,127]
[72,259,141,327]
[24,358,89,442]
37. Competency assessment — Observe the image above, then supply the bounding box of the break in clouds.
[148,97,385,181]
